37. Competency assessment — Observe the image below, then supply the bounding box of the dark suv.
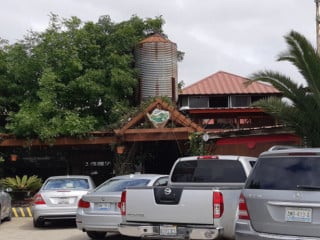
[235,148,320,240]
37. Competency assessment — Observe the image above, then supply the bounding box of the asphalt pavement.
[1,217,137,240]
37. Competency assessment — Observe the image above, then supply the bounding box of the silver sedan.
[76,173,168,240]
[0,186,12,223]
[31,175,96,227]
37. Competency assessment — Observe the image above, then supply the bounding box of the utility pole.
[316,0,320,54]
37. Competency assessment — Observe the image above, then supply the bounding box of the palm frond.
[278,31,320,106]
[21,175,28,188]
[16,175,21,186]
[247,31,320,147]
[248,71,310,111]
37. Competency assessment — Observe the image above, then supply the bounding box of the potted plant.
[0,175,43,201]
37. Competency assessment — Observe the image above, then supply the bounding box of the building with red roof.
[179,71,282,130]
[178,71,301,155]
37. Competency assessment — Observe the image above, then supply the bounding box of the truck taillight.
[118,190,127,216]
[78,198,90,208]
[238,193,250,220]
[213,192,224,218]
[198,156,219,160]
[33,194,46,205]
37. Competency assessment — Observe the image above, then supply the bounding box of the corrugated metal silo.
[135,33,178,102]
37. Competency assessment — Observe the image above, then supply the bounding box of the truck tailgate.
[125,187,213,224]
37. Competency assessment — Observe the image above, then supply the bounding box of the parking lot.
[0,218,130,240]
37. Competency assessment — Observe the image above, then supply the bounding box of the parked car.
[235,147,320,240]
[267,145,300,151]
[0,185,12,223]
[76,173,168,240]
[119,155,256,240]
[31,175,95,227]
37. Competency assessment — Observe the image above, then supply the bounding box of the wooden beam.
[0,127,193,147]
[188,108,264,114]
[121,128,192,141]
[0,136,117,147]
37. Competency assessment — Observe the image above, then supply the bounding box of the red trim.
[188,108,264,114]
[216,134,301,145]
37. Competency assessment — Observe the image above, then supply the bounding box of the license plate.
[57,197,71,204]
[97,203,111,210]
[285,207,312,223]
[160,225,177,236]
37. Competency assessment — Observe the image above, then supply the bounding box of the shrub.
[0,175,43,193]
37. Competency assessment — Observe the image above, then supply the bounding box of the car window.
[171,160,247,183]
[44,178,89,190]
[249,160,256,167]
[246,156,320,190]
[153,177,168,186]
[94,178,150,192]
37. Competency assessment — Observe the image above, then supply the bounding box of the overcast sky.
[0,0,316,86]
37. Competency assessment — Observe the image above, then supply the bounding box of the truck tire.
[5,209,12,221]
[33,218,45,228]
[86,231,107,240]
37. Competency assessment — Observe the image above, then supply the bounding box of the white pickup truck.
[118,155,256,240]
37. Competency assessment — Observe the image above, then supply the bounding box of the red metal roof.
[181,71,281,95]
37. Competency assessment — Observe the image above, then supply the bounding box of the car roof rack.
[267,145,301,151]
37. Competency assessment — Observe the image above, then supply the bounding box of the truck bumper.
[119,222,223,240]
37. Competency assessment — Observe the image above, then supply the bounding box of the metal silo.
[135,33,178,102]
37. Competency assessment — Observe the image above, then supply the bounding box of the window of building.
[209,96,228,108]
[189,96,209,108]
[230,96,250,107]
[180,96,189,107]
[251,95,267,104]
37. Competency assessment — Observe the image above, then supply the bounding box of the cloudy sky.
[0,0,316,86]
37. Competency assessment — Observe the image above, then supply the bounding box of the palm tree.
[248,30,320,147]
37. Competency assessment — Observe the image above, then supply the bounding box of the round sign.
[202,133,209,142]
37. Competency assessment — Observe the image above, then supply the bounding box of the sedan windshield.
[94,178,150,193]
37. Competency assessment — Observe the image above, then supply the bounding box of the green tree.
[248,30,320,147]
[0,39,40,132]
[0,14,177,141]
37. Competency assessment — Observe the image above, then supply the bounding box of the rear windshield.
[44,178,89,190]
[171,160,247,183]
[94,179,150,193]
[246,156,320,190]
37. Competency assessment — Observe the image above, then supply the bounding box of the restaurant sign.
[147,108,170,128]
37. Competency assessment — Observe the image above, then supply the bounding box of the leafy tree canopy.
[248,30,320,147]
[0,13,175,141]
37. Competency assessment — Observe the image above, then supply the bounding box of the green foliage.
[188,132,205,156]
[248,30,320,147]
[0,14,178,142]
[0,175,43,192]
[178,80,185,93]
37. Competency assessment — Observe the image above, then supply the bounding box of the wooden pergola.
[115,98,203,142]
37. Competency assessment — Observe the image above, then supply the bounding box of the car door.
[0,188,10,219]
